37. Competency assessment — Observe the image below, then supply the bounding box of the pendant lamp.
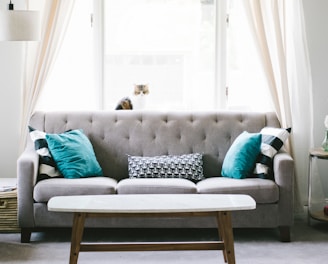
[0,1,40,41]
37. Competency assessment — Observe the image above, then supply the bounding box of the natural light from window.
[36,0,273,112]
[226,0,273,111]
[36,1,96,111]
[103,0,216,110]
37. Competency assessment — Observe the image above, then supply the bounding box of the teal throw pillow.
[45,129,103,179]
[221,131,262,179]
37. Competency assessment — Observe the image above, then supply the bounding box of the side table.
[308,148,328,224]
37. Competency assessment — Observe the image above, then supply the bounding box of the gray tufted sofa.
[17,110,294,243]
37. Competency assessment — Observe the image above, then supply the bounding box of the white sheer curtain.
[243,0,314,210]
[19,0,75,152]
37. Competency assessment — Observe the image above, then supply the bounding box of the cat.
[133,84,149,109]
[114,84,149,110]
[115,97,133,110]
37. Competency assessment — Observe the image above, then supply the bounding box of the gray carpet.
[1,214,327,264]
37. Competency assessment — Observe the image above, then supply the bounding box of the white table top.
[48,194,256,213]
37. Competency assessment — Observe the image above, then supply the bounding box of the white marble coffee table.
[48,194,256,264]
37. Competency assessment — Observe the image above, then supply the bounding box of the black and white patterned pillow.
[128,153,204,182]
[28,126,62,182]
[253,127,291,180]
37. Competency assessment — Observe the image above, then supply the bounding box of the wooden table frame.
[48,194,255,264]
[69,210,235,264]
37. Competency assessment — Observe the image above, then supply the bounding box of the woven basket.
[0,190,20,232]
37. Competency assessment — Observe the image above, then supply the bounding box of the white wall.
[0,43,22,179]
[303,0,328,143]
[302,0,328,203]
[0,0,24,179]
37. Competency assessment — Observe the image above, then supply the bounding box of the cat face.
[134,84,149,95]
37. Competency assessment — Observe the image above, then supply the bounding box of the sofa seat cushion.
[196,177,279,204]
[116,178,197,194]
[33,177,117,203]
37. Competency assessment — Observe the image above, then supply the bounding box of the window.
[103,0,217,110]
[226,0,273,111]
[36,0,273,112]
[36,0,96,111]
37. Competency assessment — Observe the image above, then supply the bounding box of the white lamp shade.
[0,10,40,41]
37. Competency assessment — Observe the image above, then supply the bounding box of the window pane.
[103,0,216,110]
[36,0,97,111]
[227,0,273,111]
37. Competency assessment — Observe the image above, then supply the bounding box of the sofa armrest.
[273,151,294,227]
[17,148,39,228]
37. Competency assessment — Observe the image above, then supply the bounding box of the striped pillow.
[253,127,291,180]
[28,126,62,182]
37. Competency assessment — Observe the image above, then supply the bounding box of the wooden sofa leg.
[21,228,32,243]
[279,226,291,242]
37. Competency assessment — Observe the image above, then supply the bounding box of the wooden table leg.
[216,212,227,263]
[70,213,86,264]
[216,211,235,264]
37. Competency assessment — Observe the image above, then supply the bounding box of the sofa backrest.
[28,111,280,181]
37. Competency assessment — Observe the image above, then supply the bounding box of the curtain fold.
[243,0,314,210]
[19,0,75,152]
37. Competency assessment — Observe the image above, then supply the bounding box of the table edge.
[48,194,256,213]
